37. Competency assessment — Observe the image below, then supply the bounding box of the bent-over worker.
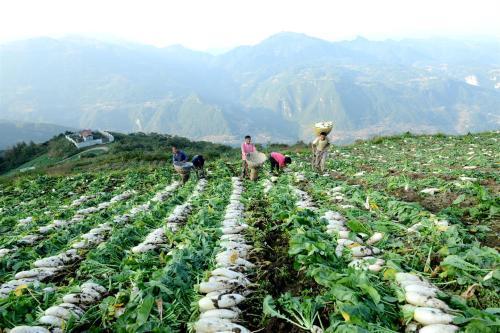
[192,154,205,179]
[269,152,292,174]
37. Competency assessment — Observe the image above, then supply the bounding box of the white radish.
[327,220,345,228]
[220,234,246,242]
[350,246,380,257]
[335,244,344,257]
[219,241,251,250]
[62,292,99,305]
[194,317,250,333]
[34,257,64,268]
[413,307,455,325]
[326,226,348,233]
[408,223,424,233]
[220,225,248,234]
[396,273,422,283]
[58,303,85,316]
[337,239,356,246]
[131,243,158,253]
[404,285,438,297]
[205,290,233,298]
[211,268,245,280]
[337,231,351,239]
[405,322,419,333]
[216,256,254,269]
[81,282,106,294]
[208,276,250,287]
[39,315,65,327]
[405,292,450,311]
[39,225,55,234]
[44,306,80,320]
[419,324,459,333]
[399,280,436,289]
[199,280,243,293]
[216,250,248,261]
[144,228,165,243]
[14,267,59,280]
[81,287,102,299]
[366,232,384,245]
[0,248,12,258]
[199,309,239,319]
[198,294,245,311]
[368,264,383,272]
[10,326,51,333]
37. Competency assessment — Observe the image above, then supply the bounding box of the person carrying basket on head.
[241,135,256,179]
[312,131,330,172]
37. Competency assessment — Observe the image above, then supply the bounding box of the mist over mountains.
[1,32,499,145]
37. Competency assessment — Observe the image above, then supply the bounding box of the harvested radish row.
[9,281,107,331]
[193,177,251,333]
[262,175,278,193]
[394,272,458,332]
[320,209,385,272]
[70,193,97,207]
[0,189,136,262]
[291,177,315,210]
[151,181,181,202]
[132,179,207,253]
[0,183,174,299]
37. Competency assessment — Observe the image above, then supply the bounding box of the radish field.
[0,132,498,333]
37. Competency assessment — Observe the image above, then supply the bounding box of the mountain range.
[1,33,499,144]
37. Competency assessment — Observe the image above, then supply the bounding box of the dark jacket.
[192,155,205,168]
[173,150,188,163]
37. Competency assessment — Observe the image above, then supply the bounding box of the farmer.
[172,145,188,163]
[172,145,189,183]
[269,152,292,174]
[312,131,330,172]
[191,154,205,179]
[241,135,256,179]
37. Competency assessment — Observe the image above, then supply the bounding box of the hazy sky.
[1,0,499,51]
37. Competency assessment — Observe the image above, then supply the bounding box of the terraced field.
[0,132,498,333]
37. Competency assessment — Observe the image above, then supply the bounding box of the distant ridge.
[0,120,76,149]
[1,33,499,144]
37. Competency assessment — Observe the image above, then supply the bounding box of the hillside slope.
[0,131,498,332]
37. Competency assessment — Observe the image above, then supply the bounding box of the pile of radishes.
[70,193,97,207]
[194,177,252,333]
[321,210,385,272]
[10,281,107,333]
[151,181,181,202]
[263,176,278,194]
[18,216,34,225]
[132,179,207,253]
[408,218,450,234]
[292,187,316,210]
[327,185,355,209]
[395,272,458,333]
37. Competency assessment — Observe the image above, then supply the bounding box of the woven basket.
[246,152,267,169]
[174,162,193,174]
[314,121,333,136]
